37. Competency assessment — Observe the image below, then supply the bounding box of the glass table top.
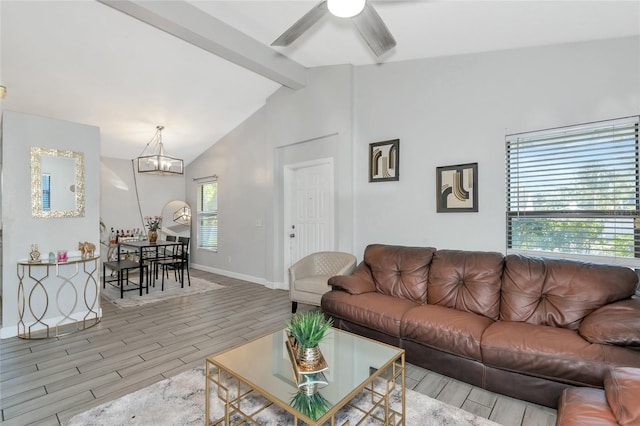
[208,327,404,415]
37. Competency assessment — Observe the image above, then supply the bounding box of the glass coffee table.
[205,327,405,425]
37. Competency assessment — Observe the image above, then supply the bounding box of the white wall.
[187,65,354,287]
[100,156,185,253]
[353,36,640,256]
[1,111,101,337]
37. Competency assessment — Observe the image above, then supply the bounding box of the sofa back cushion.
[427,250,504,320]
[363,244,436,304]
[502,254,638,330]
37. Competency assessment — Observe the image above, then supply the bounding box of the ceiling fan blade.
[271,1,329,47]
[353,3,396,57]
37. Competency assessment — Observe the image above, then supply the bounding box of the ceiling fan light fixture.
[328,0,366,18]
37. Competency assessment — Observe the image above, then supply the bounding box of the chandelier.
[136,125,184,175]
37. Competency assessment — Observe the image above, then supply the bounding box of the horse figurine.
[78,241,96,259]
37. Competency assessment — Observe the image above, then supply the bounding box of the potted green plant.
[290,387,330,421]
[286,311,333,369]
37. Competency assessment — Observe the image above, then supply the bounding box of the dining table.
[117,239,187,288]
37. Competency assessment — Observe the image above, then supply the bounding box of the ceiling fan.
[271,0,396,58]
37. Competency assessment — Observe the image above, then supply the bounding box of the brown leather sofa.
[556,367,640,425]
[321,244,640,408]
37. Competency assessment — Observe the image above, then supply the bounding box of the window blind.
[506,116,640,267]
[197,181,218,251]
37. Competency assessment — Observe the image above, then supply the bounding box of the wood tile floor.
[0,269,557,425]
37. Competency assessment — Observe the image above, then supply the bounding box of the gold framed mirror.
[31,147,85,218]
[161,200,191,238]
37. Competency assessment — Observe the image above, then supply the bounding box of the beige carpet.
[101,275,224,308]
[66,367,502,425]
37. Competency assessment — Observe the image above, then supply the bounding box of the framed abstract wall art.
[369,139,399,182]
[436,163,478,212]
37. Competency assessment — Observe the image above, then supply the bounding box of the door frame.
[283,157,335,287]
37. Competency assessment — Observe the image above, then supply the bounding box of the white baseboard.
[269,281,288,290]
[190,264,288,290]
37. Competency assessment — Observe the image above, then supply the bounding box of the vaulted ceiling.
[1,1,638,164]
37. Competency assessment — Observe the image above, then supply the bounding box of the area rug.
[66,368,502,425]
[101,276,224,308]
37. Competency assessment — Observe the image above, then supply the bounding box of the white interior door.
[284,159,335,286]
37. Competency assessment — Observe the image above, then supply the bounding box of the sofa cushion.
[321,290,418,338]
[556,387,617,426]
[481,321,640,387]
[604,367,640,425]
[579,299,640,346]
[501,255,638,330]
[401,304,494,361]
[363,244,435,304]
[293,276,331,293]
[427,250,504,320]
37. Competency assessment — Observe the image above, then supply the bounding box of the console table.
[17,256,101,339]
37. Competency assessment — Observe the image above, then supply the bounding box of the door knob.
[289,233,295,238]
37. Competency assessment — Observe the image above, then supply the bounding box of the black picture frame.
[436,163,478,212]
[369,139,399,182]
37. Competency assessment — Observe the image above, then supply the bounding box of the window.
[506,116,640,267]
[42,173,51,211]
[197,181,218,251]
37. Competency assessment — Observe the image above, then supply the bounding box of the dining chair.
[102,259,149,298]
[158,236,191,290]
[158,234,177,258]
[154,234,177,282]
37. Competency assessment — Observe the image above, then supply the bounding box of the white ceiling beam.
[98,0,307,90]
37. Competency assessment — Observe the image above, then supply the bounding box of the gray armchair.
[289,251,357,313]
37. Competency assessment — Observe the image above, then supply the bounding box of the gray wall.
[354,38,640,254]
[187,108,269,283]
[187,65,354,288]
[187,36,639,288]
[1,111,101,337]
[353,36,640,256]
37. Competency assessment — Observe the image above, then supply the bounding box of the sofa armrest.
[579,298,640,346]
[289,255,316,283]
[328,275,376,295]
[604,367,640,425]
[556,387,617,426]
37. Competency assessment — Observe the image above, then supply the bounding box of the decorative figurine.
[48,252,56,263]
[57,250,68,262]
[78,241,96,259]
[29,244,41,263]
